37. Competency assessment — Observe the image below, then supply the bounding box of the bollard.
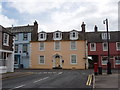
[98,67,102,75]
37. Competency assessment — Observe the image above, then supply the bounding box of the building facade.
[0,25,14,73]
[87,26,120,69]
[6,21,38,68]
[30,23,88,69]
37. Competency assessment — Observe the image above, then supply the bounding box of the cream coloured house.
[30,22,88,69]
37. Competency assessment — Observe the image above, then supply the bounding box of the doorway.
[53,54,62,69]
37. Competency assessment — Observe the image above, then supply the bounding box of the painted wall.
[88,43,119,56]
[14,33,31,68]
[88,42,120,68]
[30,41,87,69]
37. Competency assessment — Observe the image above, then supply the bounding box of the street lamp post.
[103,19,112,74]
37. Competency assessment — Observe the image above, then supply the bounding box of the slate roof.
[0,25,13,35]
[6,25,34,33]
[36,31,85,42]
[36,31,119,42]
[86,31,120,43]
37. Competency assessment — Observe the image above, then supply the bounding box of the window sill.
[3,44,9,46]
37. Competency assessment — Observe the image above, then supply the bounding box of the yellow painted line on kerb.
[86,74,92,86]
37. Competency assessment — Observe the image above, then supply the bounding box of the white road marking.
[33,77,49,83]
[33,79,43,83]
[14,84,25,88]
[58,72,63,75]
[43,77,49,80]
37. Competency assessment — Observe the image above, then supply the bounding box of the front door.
[55,58,60,68]
[14,55,20,68]
[53,54,62,69]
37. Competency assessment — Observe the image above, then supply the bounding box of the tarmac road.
[2,69,93,89]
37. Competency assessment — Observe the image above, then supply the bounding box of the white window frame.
[39,55,45,64]
[115,56,120,65]
[54,41,61,51]
[70,41,77,50]
[70,54,77,64]
[53,32,62,40]
[39,42,45,51]
[23,33,28,40]
[90,43,96,51]
[101,33,110,40]
[103,42,108,51]
[38,33,46,41]
[3,33,9,46]
[15,34,19,41]
[116,42,120,51]
[70,31,78,40]
[101,56,108,65]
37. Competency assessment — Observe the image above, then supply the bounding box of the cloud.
[2,0,119,31]
[7,0,66,14]
[0,2,1,14]
[0,15,17,27]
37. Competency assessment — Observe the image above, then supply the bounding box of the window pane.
[15,44,18,53]
[115,56,120,65]
[3,33,9,46]
[102,57,108,65]
[90,43,96,51]
[40,56,44,64]
[40,42,44,50]
[40,34,44,39]
[102,33,110,40]
[23,33,28,40]
[56,33,59,38]
[55,41,60,50]
[71,55,76,64]
[71,41,76,50]
[103,43,108,51]
[73,32,76,38]
[23,44,27,53]
[117,42,120,50]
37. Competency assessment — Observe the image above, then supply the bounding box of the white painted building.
[0,25,14,73]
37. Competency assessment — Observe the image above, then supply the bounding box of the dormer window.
[38,32,46,41]
[70,31,78,40]
[53,31,62,40]
[101,33,110,40]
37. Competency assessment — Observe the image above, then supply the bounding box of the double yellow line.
[86,74,93,86]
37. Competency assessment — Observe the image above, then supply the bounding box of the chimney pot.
[94,25,98,32]
[81,22,86,32]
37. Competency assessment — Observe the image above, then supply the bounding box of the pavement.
[94,69,120,89]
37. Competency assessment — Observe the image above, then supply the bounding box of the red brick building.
[87,26,120,69]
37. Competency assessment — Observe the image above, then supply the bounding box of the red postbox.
[94,63,98,75]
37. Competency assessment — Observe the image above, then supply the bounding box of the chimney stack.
[81,22,86,32]
[94,25,98,32]
[31,20,38,41]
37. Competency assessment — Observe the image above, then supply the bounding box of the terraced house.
[0,25,14,73]
[30,22,88,69]
[87,26,120,69]
[6,21,38,68]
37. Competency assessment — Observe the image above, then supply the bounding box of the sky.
[0,0,119,32]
